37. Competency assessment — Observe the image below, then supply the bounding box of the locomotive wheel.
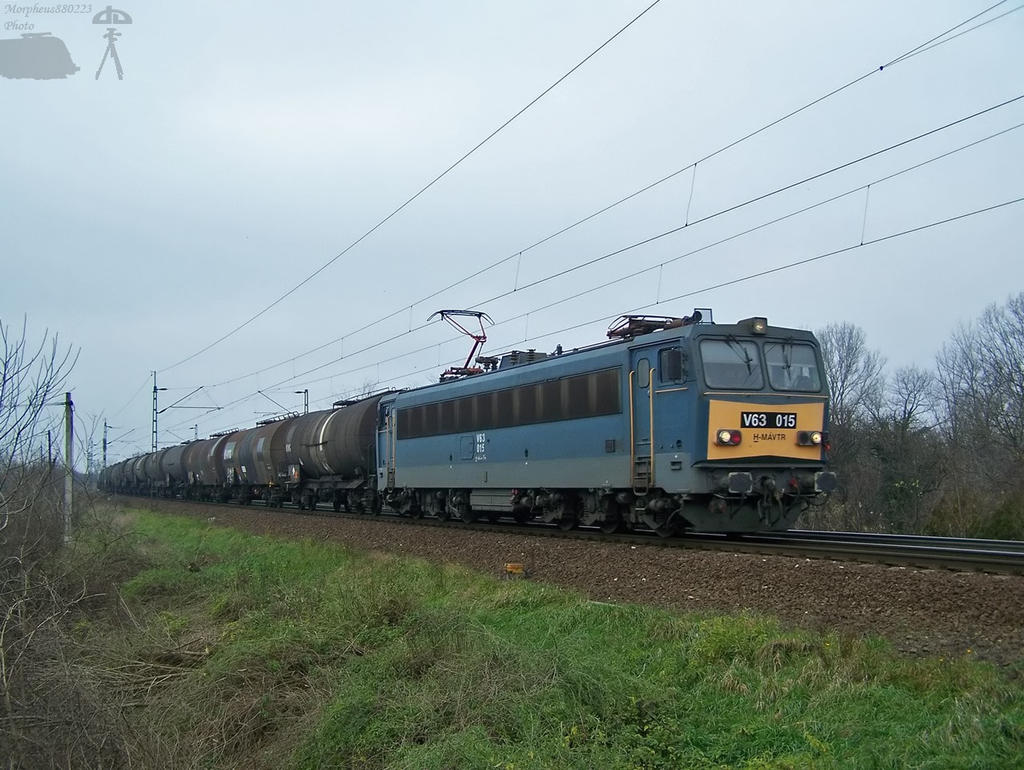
[599,515,623,534]
[558,516,578,531]
[461,507,479,523]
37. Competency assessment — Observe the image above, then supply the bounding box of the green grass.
[75,509,1024,769]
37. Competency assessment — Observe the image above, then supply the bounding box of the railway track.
[116,495,1024,576]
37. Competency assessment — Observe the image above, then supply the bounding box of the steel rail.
[784,529,1024,553]
[113,495,1024,576]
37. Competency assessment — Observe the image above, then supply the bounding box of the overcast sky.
[2,0,1022,463]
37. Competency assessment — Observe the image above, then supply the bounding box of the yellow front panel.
[706,399,825,461]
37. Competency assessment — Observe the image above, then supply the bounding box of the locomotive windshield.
[764,341,822,392]
[700,339,764,389]
[699,337,824,392]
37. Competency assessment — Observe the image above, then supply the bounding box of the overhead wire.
[466,121,1024,337]
[107,373,151,420]
[470,95,1024,302]
[166,115,1024,433]
[188,92,1024,405]
[489,196,1024,350]
[655,198,1024,307]
[900,3,1024,63]
[304,120,1024,386]
[158,0,665,374]
[883,0,1016,67]
[182,0,1021,392]
[242,191,1024,426]
[206,88,1024,396]
[155,2,1023,436]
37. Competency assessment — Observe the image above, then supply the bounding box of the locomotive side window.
[475,392,496,430]
[566,374,589,419]
[397,367,622,438]
[406,406,421,436]
[424,402,440,435]
[637,358,651,388]
[439,400,456,434]
[454,398,473,433]
[496,388,513,424]
[700,339,764,389]
[594,368,620,413]
[764,342,822,392]
[517,383,539,424]
[659,348,685,382]
[540,380,562,422]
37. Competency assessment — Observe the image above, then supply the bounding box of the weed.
[31,507,1024,770]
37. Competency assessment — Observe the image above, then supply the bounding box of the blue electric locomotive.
[376,311,834,534]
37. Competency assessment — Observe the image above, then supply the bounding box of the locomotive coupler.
[756,477,786,526]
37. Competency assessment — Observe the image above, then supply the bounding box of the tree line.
[808,292,1024,538]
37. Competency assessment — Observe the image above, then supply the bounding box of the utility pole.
[152,371,158,451]
[151,371,167,451]
[64,392,73,544]
[295,389,309,414]
[192,424,198,441]
[103,420,109,467]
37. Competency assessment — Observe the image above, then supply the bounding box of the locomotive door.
[380,403,397,490]
[629,350,655,495]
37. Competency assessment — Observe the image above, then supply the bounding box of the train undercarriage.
[118,464,833,535]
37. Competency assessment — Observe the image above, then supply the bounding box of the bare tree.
[937,295,1024,465]
[870,366,942,532]
[883,366,936,440]
[0,318,78,541]
[0,318,82,761]
[935,293,1024,535]
[812,323,886,528]
[816,322,885,429]
[973,294,1024,458]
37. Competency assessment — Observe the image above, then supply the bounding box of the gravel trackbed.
[131,500,1024,667]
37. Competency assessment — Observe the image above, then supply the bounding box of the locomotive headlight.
[716,429,742,446]
[809,431,822,445]
[738,317,768,334]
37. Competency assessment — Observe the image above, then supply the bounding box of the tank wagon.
[102,311,836,534]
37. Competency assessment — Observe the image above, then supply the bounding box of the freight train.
[100,311,836,534]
